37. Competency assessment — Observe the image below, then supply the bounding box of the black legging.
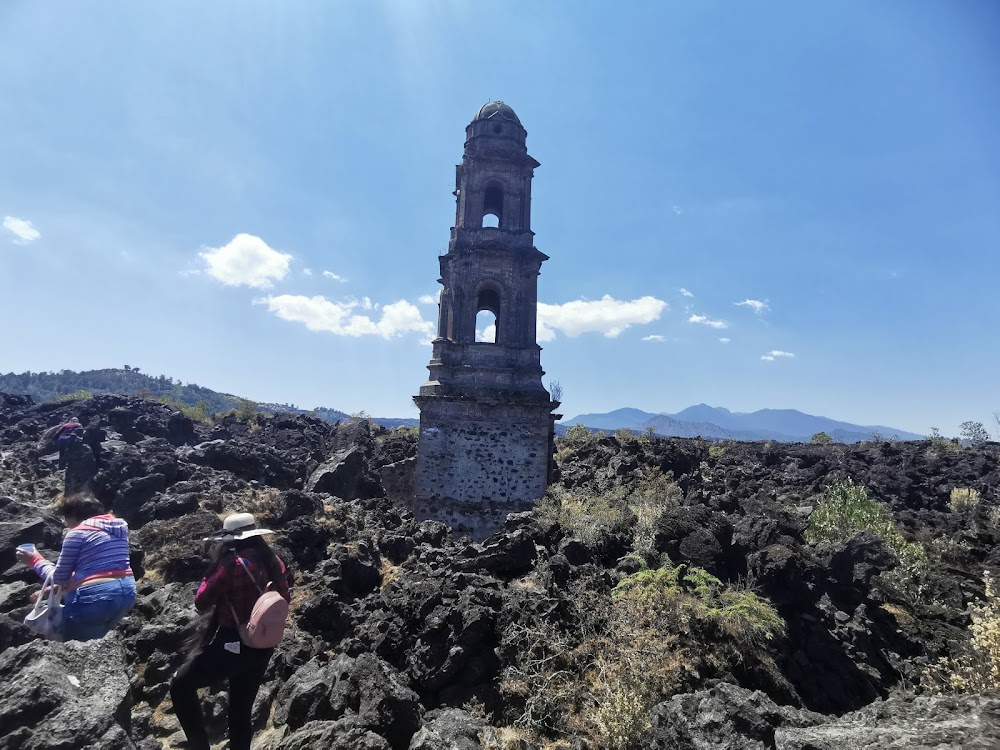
[169,627,273,750]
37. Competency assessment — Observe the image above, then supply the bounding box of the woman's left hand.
[15,550,32,566]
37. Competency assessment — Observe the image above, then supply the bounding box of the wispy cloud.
[736,298,769,314]
[419,293,440,305]
[688,314,728,329]
[3,216,40,244]
[761,349,794,361]
[537,295,667,342]
[679,288,694,298]
[303,268,313,276]
[719,337,731,344]
[642,334,666,342]
[322,270,347,282]
[260,295,433,339]
[200,233,292,288]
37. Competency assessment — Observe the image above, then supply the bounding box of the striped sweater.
[30,514,133,588]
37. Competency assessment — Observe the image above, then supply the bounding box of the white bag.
[23,571,65,640]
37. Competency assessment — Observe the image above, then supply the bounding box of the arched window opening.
[476,311,497,343]
[476,286,502,343]
[482,183,504,228]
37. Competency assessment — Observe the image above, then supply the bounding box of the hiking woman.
[170,512,292,750]
[15,493,135,641]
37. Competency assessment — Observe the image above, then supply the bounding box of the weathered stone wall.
[413,399,552,539]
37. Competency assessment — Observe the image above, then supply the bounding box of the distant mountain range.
[0,369,924,442]
[562,404,925,443]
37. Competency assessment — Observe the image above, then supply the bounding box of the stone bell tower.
[413,101,558,537]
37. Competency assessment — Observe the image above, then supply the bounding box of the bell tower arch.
[413,101,558,538]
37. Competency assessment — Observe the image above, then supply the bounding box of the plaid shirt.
[195,553,291,630]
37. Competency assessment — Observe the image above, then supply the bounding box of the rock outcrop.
[0,392,998,748]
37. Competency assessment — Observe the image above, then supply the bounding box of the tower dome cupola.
[474,101,521,125]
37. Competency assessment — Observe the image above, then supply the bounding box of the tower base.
[413,396,555,540]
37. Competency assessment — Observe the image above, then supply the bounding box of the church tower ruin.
[413,101,558,537]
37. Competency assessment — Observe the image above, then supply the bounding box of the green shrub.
[615,427,637,444]
[613,561,784,648]
[55,389,94,402]
[537,486,632,547]
[807,480,902,549]
[927,427,962,454]
[806,479,929,604]
[541,472,682,555]
[708,444,727,458]
[562,424,591,442]
[959,421,990,447]
[588,560,784,748]
[950,487,981,513]
[158,395,212,422]
[810,431,834,445]
[501,554,784,748]
[628,469,682,553]
[236,397,259,420]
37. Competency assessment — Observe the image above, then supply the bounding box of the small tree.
[563,424,591,442]
[615,427,637,444]
[960,421,990,447]
[236,398,258,420]
[549,379,563,402]
[811,431,834,445]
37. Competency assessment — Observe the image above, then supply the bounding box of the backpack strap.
[235,556,267,595]
[227,557,271,626]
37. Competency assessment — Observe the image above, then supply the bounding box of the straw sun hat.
[208,512,275,541]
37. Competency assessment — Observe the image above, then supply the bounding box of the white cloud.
[3,216,40,244]
[200,233,292,288]
[261,295,433,339]
[419,293,440,305]
[679,288,694,297]
[322,270,346,282]
[303,268,313,276]
[688,314,728,329]
[642,334,666,342]
[537,295,667,341]
[672,205,683,215]
[477,322,497,342]
[736,299,769,314]
[761,350,795,361]
[761,355,774,361]
[719,337,731,344]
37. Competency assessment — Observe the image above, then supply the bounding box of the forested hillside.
[0,368,348,422]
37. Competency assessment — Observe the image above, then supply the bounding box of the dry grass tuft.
[379,558,402,591]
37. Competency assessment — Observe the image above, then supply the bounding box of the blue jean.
[62,577,136,641]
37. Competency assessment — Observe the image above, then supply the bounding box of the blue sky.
[1,1,998,436]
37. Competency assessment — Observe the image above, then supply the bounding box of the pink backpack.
[228,557,289,649]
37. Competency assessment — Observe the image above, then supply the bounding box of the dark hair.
[58,493,105,523]
[203,535,285,587]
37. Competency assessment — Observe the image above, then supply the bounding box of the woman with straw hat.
[169,512,292,750]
